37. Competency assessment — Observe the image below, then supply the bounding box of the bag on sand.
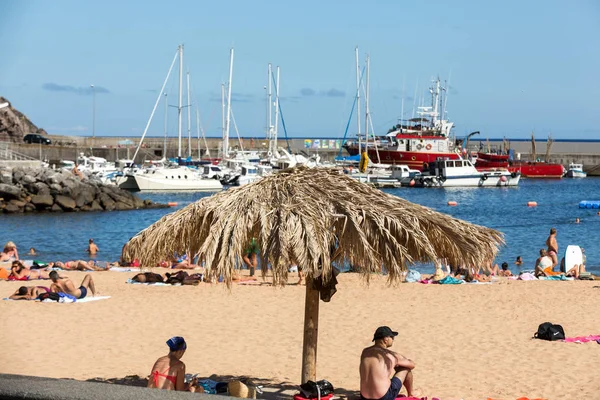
[534,322,565,341]
[299,380,334,399]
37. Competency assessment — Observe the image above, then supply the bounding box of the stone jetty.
[0,166,167,213]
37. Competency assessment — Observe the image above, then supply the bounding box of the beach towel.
[563,335,600,343]
[539,275,573,281]
[517,272,537,281]
[110,267,141,272]
[438,276,464,284]
[4,295,111,302]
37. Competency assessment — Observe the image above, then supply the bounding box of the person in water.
[9,285,50,300]
[546,227,559,268]
[515,256,523,266]
[49,271,96,299]
[87,239,99,255]
[29,247,37,256]
[147,336,201,392]
[360,326,417,400]
[575,218,581,224]
[242,237,259,277]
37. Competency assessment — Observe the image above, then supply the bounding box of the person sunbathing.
[9,261,51,280]
[132,272,165,283]
[49,271,96,299]
[534,249,558,277]
[51,260,108,271]
[147,336,200,392]
[9,285,51,300]
[483,262,512,277]
[1,241,19,261]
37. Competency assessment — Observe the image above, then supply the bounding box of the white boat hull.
[419,173,520,187]
[566,170,586,178]
[134,171,222,191]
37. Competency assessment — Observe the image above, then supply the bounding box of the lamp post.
[90,84,96,151]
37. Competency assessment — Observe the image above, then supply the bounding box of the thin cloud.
[323,88,345,97]
[42,83,110,95]
[301,88,316,96]
[208,91,254,103]
[449,85,459,95]
[47,125,89,132]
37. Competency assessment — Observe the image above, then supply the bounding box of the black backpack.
[299,380,334,399]
[534,322,565,341]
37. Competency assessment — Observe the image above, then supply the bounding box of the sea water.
[1,178,598,274]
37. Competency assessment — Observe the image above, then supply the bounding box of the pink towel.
[563,335,600,343]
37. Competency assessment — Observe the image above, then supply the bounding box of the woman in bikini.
[147,336,201,392]
[9,261,51,280]
[9,285,50,300]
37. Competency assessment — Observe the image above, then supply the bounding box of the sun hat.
[166,336,187,352]
[372,326,398,341]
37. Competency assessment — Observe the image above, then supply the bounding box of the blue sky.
[1,0,599,140]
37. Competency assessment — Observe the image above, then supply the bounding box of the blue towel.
[438,276,464,284]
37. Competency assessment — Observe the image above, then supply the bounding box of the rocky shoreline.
[0,166,167,213]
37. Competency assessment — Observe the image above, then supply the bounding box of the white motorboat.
[414,158,520,187]
[134,167,222,191]
[565,163,586,178]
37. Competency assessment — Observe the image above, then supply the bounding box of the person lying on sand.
[49,271,96,299]
[131,272,165,283]
[360,326,418,400]
[51,260,109,271]
[8,285,51,300]
[482,262,512,277]
[147,336,202,392]
[9,261,51,280]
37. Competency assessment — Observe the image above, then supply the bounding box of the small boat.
[565,163,586,178]
[412,158,520,187]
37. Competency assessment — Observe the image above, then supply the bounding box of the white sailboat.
[132,45,222,191]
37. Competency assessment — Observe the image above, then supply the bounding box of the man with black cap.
[359,326,416,400]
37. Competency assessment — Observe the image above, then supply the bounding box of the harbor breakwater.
[0,166,167,214]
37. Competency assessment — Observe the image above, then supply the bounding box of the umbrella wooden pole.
[301,279,320,384]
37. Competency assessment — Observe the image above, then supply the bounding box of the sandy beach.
[1,271,599,400]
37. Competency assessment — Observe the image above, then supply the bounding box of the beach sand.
[1,271,599,400]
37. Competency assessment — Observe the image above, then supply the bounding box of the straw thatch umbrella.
[123,167,503,383]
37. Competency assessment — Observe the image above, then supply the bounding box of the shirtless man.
[9,285,50,300]
[49,271,96,299]
[87,239,99,255]
[360,326,416,400]
[546,227,558,268]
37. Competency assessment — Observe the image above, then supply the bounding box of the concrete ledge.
[0,373,231,400]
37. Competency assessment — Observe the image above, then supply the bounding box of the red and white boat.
[343,78,462,171]
[474,152,565,178]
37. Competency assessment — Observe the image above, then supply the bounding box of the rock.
[0,171,12,185]
[4,204,22,213]
[89,200,103,211]
[132,196,145,208]
[9,199,26,207]
[21,175,36,184]
[0,183,21,199]
[115,201,133,211]
[60,186,72,197]
[54,195,76,210]
[74,193,87,208]
[12,168,25,183]
[108,192,134,208]
[143,199,153,206]
[24,203,35,212]
[80,205,90,211]
[31,194,54,207]
[98,193,116,211]
[50,203,63,212]
[33,182,50,195]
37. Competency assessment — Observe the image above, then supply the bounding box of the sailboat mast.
[187,71,191,158]
[273,65,280,153]
[177,44,183,158]
[224,48,234,159]
[221,83,225,158]
[364,54,370,140]
[163,92,168,158]
[355,46,361,151]
[267,63,273,155]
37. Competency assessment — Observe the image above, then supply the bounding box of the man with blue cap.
[359,326,417,400]
[147,336,200,392]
